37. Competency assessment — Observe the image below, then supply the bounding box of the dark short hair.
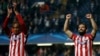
[78,23,87,29]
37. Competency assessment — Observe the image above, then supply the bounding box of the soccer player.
[63,14,97,56]
[2,4,27,56]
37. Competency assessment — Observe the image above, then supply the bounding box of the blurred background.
[0,0,100,56]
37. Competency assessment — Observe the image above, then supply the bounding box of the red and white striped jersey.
[9,32,26,56]
[71,34,93,56]
[3,13,27,56]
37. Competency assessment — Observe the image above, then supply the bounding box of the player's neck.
[79,33,85,36]
[14,32,21,35]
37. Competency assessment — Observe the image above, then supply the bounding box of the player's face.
[12,23,20,35]
[78,24,87,34]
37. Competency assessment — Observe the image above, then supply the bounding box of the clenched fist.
[66,14,71,20]
[86,14,93,19]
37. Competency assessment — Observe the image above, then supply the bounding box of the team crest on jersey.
[11,35,21,41]
[77,40,87,45]
[77,37,88,45]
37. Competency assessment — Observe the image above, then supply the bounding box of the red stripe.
[74,36,78,56]
[22,33,24,56]
[72,34,77,41]
[18,37,20,56]
[85,38,88,56]
[80,38,82,56]
[76,42,78,56]
[88,36,92,56]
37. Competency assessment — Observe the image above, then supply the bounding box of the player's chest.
[75,37,90,45]
[10,35,21,41]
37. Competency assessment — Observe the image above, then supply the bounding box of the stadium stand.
[0,0,100,56]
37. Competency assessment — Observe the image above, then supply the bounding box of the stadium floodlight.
[64,42,100,45]
[93,42,100,45]
[64,42,74,45]
[37,2,45,6]
[37,43,52,46]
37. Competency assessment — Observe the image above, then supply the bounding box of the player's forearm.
[63,19,70,31]
[15,11,27,34]
[90,18,98,31]
[2,14,10,28]
[15,11,25,25]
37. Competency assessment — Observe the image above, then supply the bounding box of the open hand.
[7,8,12,15]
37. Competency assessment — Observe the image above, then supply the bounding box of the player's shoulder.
[71,33,77,38]
[21,32,28,37]
[84,33,92,36]
[20,32,26,35]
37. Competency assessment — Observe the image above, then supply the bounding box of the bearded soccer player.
[2,3,27,56]
[63,14,97,56]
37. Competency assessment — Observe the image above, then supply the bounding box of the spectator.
[40,3,50,15]
[43,15,51,33]
[20,0,29,16]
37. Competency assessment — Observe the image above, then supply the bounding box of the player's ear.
[11,28,14,32]
[86,28,88,32]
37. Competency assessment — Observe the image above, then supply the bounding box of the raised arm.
[86,14,98,38]
[2,8,12,36]
[14,11,27,34]
[63,14,73,38]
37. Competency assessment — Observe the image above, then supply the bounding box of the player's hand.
[12,2,19,15]
[86,14,93,19]
[12,2,18,12]
[7,8,12,15]
[66,14,71,20]
[13,2,17,9]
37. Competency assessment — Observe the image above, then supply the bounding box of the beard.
[79,31,86,36]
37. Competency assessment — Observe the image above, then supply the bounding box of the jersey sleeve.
[71,33,77,41]
[16,14,27,34]
[87,34,94,40]
[2,16,11,36]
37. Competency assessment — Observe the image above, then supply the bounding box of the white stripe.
[9,35,13,56]
[24,35,26,43]
[78,37,81,56]
[20,33,23,56]
[82,36,86,56]
[11,35,16,56]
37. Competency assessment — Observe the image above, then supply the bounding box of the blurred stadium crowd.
[0,0,100,34]
[0,0,100,56]
[0,45,100,56]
